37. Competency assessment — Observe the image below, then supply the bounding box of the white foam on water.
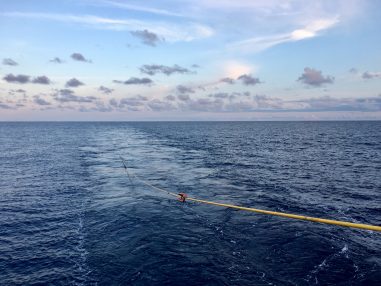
[73,202,93,285]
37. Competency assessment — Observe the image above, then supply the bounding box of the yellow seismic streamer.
[186,197,381,232]
[123,163,381,233]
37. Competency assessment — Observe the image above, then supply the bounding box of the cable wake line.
[120,157,381,233]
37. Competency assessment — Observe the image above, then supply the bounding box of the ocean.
[0,121,380,285]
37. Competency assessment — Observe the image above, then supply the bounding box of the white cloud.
[1,12,214,42]
[228,17,339,53]
[99,0,184,17]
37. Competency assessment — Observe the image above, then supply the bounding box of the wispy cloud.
[228,17,339,53]
[2,12,214,42]
[99,0,184,17]
[49,57,64,64]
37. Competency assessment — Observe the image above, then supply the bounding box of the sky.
[0,0,381,121]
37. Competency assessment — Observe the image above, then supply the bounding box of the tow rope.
[120,158,381,232]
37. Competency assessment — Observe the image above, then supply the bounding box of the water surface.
[0,122,380,285]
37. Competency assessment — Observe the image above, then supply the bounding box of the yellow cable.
[186,197,381,232]
[123,162,381,232]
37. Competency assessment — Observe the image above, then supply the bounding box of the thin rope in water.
[120,157,381,233]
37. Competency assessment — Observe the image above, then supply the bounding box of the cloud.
[3,74,53,85]
[119,99,144,107]
[147,99,175,111]
[79,102,113,112]
[71,53,91,63]
[98,86,114,94]
[140,64,192,76]
[39,91,381,113]
[50,57,64,63]
[109,91,345,113]
[349,68,358,74]
[297,67,334,87]
[2,12,214,43]
[196,85,207,91]
[292,95,381,112]
[237,74,262,85]
[228,17,339,53]
[208,91,250,100]
[53,89,97,103]
[177,94,190,101]
[2,58,18,66]
[0,102,16,109]
[3,74,30,84]
[355,95,381,105]
[32,76,51,85]
[175,94,381,113]
[66,78,84,87]
[99,1,184,17]
[131,29,163,46]
[119,95,148,107]
[240,91,251,97]
[78,107,101,112]
[165,94,176,101]
[9,89,26,94]
[114,77,153,85]
[182,98,224,112]
[109,95,177,111]
[33,96,51,106]
[220,77,235,84]
[176,85,195,94]
[362,71,381,79]
[208,92,230,99]
[109,98,118,107]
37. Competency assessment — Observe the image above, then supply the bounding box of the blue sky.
[1,0,380,120]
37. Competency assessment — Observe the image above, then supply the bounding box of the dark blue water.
[0,122,380,285]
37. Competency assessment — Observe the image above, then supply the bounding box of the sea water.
[0,121,380,285]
